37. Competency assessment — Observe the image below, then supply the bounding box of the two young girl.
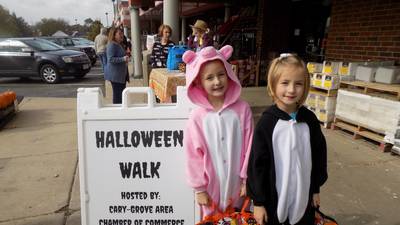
[183,47,328,225]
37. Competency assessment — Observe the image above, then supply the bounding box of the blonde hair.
[158,24,172,37]
[267,54,310,106]
[108,27,123,43]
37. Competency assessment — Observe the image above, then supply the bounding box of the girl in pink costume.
[182,45,254,217]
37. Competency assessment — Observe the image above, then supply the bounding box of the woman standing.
[105,27,129,104]
[187,20,213,51]
[150,24,175,68]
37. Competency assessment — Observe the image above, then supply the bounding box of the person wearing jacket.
[94,27,108,71]
[187,20,213,52]
[105,27,129,104]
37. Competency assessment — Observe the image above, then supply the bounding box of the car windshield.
[73,38,94,45]
[22,39,64,51]
[58,38,75,47]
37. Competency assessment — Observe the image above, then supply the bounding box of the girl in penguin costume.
[182,45,254,217]
[247,54,328,225]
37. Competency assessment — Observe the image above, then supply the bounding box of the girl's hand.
[312,193,320,208]
[240,183,246,197]
[254,206,268,225]
[196,191,210,206]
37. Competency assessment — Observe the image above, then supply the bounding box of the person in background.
[94,27,108,71]
[121,35,132,83]
[187,19,213,52]
[150,24,175,68]
[105,27,129,104]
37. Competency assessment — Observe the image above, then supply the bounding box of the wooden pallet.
[331,116,392,152]
[310,86,338,97]
[340,80,400,101]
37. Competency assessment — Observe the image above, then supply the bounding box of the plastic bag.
[196,197,257,225]
[315,207,338,225]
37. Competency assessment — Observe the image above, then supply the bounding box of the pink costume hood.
[183,45,242,110]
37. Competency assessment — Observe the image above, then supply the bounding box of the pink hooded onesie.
[182,45,254,215]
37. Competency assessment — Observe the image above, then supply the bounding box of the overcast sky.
[0,0,115,26]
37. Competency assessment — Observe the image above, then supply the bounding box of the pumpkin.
[0,93,7,109]
[0,91,17,109]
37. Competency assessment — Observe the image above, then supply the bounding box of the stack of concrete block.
[392,119,400,155]
[375,66,400,84]
[336,89,400,143]
[354,61,397,83]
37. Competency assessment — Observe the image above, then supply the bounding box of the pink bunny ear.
[219,45,233,60]
[182,50,197,64]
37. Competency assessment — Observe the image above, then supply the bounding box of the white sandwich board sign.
[77,87,196,225]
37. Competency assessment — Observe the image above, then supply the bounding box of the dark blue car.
[0,37,91,84]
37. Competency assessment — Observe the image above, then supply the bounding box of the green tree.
[35,18,69,36]
[84,18,94,27]
[87,20,103,41]
[12,13,33,37]
[0,5,33,37]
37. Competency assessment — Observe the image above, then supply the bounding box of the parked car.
[0,38,91,84]
[42,36,97,66]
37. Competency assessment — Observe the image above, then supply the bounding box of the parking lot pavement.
[0,64,105,98]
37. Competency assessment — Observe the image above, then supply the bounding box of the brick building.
[325,0,400,64]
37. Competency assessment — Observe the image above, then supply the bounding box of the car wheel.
[40,64,60,84]
[74,73,87,78]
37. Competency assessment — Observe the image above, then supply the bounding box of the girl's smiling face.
[274,66,305,113]
[199,60,228,101]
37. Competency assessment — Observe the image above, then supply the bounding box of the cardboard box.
[317,95,337,111]
[339,62,359,76]
[323,74,340,90]
[306,93,317,108]
[317,109,335,122]
[322,61,340,75]
[375,66,400,84]
[307,62,323,73]
[312,73,324,88]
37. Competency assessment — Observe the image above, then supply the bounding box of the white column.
[181,17,186,44]
[163,0,179,43]
[130,6,143,78]
[114,0,120,22]
[124,26,128,37]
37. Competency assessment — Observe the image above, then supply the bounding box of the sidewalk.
[0,87,399,225]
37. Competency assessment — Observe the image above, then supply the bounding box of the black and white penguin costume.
[247,105,328,225]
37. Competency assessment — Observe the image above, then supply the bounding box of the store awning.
[138,1,225,18]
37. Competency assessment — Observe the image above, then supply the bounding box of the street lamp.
[111,0,116,20]
[105,12,109,27]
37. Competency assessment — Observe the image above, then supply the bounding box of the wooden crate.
[332,116,392,152]
[310,85,338,97]
[340,80,400,101]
